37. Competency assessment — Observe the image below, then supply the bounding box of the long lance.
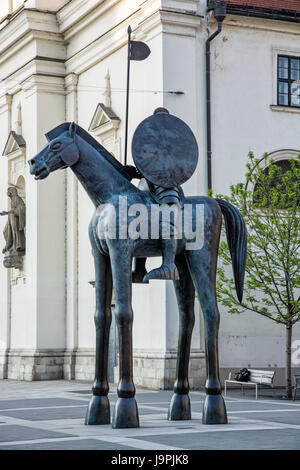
[123,25,151,166]
[124,25,132,166]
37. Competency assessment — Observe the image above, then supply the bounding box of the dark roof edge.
[226,5,300,24]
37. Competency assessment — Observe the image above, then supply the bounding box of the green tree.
[216,153,300,399]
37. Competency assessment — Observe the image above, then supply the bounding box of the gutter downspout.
[206,21,223,192]
[206,1,227,192]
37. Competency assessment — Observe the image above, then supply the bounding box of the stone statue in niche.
[0,186,26,269]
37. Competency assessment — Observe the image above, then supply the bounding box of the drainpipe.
[206,1,227,192]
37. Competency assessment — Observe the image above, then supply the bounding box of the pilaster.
[64,72,79,380]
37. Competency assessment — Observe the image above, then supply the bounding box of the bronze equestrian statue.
[28,114,247,429]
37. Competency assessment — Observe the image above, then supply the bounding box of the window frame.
[277,54,300,108]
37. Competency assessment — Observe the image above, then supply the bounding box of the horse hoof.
[85,395,110,425]
[202,394,227,424]
[168,393,191,420]
[112,398,139,428]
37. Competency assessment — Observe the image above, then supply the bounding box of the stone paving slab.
[233,410,300,425]
[0,380,299,450]
[0,398,90,409]
[133,428,300,450]
[0,438,134,450]
[0,406,88,421]
[0,424,74,442]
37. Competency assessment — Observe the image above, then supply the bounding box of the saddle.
[138,178,185,207]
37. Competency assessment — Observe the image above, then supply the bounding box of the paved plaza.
[0,380,299,450]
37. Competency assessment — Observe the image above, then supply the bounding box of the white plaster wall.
[209,17,300,367]
[211,18,300,193]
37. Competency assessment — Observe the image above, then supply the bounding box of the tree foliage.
[215,153,300,397]
[216,153,300,324]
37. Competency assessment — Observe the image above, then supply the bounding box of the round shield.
[132,112,198,188]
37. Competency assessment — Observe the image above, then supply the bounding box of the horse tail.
[215,199,247,303]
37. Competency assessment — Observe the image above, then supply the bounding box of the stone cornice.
[57,0,123,38]
[0,9,65,91]
[0,58,66,96]
[160,9,202,36]
[22,74,65,98]
[65,7,203,75]
[0,9,61,57]
[221,13,300,36]
[0,94,12,113]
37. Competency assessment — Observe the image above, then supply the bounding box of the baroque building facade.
[0,0,299,387]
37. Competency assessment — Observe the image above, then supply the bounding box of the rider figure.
[124,108,182,282]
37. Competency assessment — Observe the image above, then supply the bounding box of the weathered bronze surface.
[28,120,247,429]
[0,186,26,269]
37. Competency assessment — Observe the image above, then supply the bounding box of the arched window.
[253,151,300,208]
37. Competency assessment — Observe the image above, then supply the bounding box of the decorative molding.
[0,58,66,97]
[245,149,300,195]
[103,69,111,108]
[0,94,13,138]
[89,90,121,160]
[89,103,120,133]
[22,74,65,98]
[65,8,202,75]
[160,9,202,37]
[65,19,131,75]
[57,0,122,38]
[2,131,26,157]
[15,102,22,135]
[266,149,300,162]
[224,14,300,36]
[65,72,79,94]
[270,105,300,114]
[0,94,12,113]
[161,0,199,12]
[65,73,79,125]
[0,9,61,57]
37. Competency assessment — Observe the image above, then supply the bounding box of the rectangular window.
[278,55,300,108]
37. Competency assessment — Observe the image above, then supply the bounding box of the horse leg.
[110,245,139,428]
[168,253,195,420]
[186,249,227,425]
[85,250,112,425]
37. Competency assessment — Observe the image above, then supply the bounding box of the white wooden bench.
[224,369,276,400]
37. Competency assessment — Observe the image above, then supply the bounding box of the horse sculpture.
[28,121,247,428]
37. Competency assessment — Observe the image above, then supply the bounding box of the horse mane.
[45,122,131,181]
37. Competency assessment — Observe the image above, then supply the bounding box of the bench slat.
[248,369,275,385]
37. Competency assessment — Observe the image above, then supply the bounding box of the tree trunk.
[286,323,292,399]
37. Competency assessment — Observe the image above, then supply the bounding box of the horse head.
[28,122,79,180]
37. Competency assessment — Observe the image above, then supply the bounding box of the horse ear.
[69,122,76,139]
[60,141,80,166]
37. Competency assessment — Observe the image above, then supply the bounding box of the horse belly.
[132,238,186,258]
